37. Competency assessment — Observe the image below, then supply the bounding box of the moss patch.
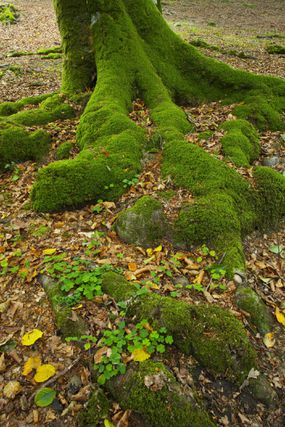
[108,360,215,427]
[77,389,111,427]
[0,122,51,171]
[0,93,51,117]
[221,119,260,166]
[55,141,73,160]
[102,272,256,384]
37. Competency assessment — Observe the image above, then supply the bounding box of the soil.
[0,1,284,426]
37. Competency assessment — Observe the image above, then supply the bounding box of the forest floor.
[0,0,284,426]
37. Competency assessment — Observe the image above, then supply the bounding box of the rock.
[262,156,279,167]
[115,196,167,247]
[67,375,82,396]
[235,286,273,334]
[174,276,189,287]
[247,375,278,407]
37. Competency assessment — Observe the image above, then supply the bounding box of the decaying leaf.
[132,348,150,362]
[3,381,22,399]
[22,356,42,376]
[144,372,168,391]
[263,332,275,348]
[94,346,109,364]
[0,353,6,373]
[21,329,43,346]
[42,248,57,255]
[34,364,56,383]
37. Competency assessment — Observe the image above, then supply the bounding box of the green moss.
[266,44,285,54]
[235,287,272,334]
[109,360,215,427]
[55,141,73,160]
[40,53,62,60]
[7,94,75,126]
[174,193,245,273]
[198,130,214,141]
[115,196,166,247]
[41,276,87,338]
[234,96,284,131]
[0,93,50,117]
[221,119,260,166]
[102,272,256,384]
[37,46,62,55]
[0,122,51,170]
[77,389,111,427]
[0,3,18,24]
[254,166,285,228]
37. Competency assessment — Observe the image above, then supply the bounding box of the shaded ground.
[0,1,284,426]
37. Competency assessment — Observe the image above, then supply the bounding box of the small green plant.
[91,199,104,214]
[92,320,173,385]
[82,231,105,256]
[122,174,140,188]
[65,334,98,350]
[0,3,18,24]
[42,254,113,306]
[31,225,50,237]
[4,162,21,181]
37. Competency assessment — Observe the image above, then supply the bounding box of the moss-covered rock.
[254,166,285,228]
[55,141,73,160]
[235,286,273,334]
[115,196,166,247]
[39,274,87,338]
[221,119,260,167]
[0,122,51,170]
[77,388,111,427]
[108,360,216,427]
[102,272,256,384]
[247,375,278,407]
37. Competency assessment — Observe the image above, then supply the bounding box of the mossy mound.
[77,389,111,427]
[235,286,273,334]
[221,119,260,166]
[0,122,51,171]
[102,272,257,384]
[0,93,51,117]
[0,3,18,24]
[266,44,285,54]
[115,196,166,247]
[6,94,75,126]
[254,166,285,228]
[108,360,215,427]
[55,141,73,160]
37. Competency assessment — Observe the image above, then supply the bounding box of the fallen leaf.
[22,356,42,376]
[0,353,6,373]
[128,262,137,272]
[263,332,275,348]
[3,381,22,399]
[104,420,115,427]
[275,307,285,326]
[42,248,57,255]
[21,329,43,346]
[94,347,109,364]
[132,348,150,362]
[154,245,163,253]
[34,364,56,383]
[34,387,56,407]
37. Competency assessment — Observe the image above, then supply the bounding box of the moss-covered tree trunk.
[1,0,284,273]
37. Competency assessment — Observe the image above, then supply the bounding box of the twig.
[29,355,81,404]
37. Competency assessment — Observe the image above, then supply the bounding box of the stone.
[115,196,167,247]
[247,375,278,407]
[262,156,279,167]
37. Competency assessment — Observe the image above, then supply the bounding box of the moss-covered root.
[108,360,216,427]
[174,193,246,273]
[102,272,256,384]
[0,122,51,171]
[254,166,285,228]
[221,119,260,167]
[77,388,111,427]
[38,274,87,338]
[5,94,75,126]
[0,93,51,117]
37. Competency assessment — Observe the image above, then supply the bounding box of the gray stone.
[235,286,273,334]
[115,196,167,247]
[262,156,279,167]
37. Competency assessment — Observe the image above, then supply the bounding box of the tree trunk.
[4,0,283,273]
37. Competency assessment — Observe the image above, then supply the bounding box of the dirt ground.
[0,1,284,426]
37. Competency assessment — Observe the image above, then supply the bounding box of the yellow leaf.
[146,248,153,256]
[3,381,22,399]
[22,356,41,376]
[154,245,162,253]
[21,329,43,346]
[275,307,285,326]
[34,364,56,383]
[43,248,57,255]
[104,420,115,427]
[263,332,275,348]
[128,262,137,272]
[132,348,150,362]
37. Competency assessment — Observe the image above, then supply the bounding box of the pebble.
[262,156,279,167]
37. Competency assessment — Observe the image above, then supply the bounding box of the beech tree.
[1,1,284,423]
